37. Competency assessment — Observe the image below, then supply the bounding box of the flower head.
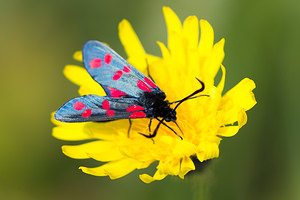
[52,7,256,183]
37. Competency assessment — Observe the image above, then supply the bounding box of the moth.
[55,40,206,139]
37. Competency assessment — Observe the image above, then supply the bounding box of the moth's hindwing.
[55,95,149,122]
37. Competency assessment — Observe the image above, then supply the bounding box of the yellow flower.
[52,7,256,183]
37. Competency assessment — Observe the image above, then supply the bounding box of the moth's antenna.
[173,78,206,111]
[169,94,209,104]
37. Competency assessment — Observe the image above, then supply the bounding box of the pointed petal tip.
[156,41,170,58]
[186,15,198,21]
[162,6,170,12]
[61,145,90,159]
[214,38,225,49]
[224,78,257,111]
[244,78,257,89]
[118,19,129,29]
[118,18,145,62]
[139,174,155,183]
[79,166,95,175]
[200,19,209,26]
[73,50,82,62]
[162,6,182,31]
[220,38,225,45]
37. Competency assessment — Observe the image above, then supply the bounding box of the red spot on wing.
[104,53,112,64]
[137,80,152,92]
[112,70,123,80]
[102,100,110,110]
[103,86,127,97]
[82,109,92,117]
[90,58,102,68]
[73,101,85,110]
[111,89,127,97]
[129,112,146,118]
[123,65,131,73]
[104,86,127,97]
[106,110,115,117]
[126,105,145,112]
[144,77,157,88]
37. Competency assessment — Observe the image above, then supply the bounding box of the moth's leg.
[127,119,132,137]
[148,118,153,133]
[139,118,163,140]
[156,118,183,140]
[173,121,184,136]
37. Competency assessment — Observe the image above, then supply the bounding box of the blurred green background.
[1,0,299,199]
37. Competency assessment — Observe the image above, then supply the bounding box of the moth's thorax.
[139,91,177,122]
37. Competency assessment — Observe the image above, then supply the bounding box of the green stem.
[190,170,212,200]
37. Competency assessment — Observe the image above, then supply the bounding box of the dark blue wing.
[54,95,149,122]
[82,40,163,98]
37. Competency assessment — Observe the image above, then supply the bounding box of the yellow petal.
[118,19,145,57]
[62,141,108,159]
[86,120,129,140]
[139,174,156,183]
[168,31,186,67]
[62,141,124,161]
[224,78,257,111]
[183,16,199,49]
[63,65,87,86]
[78,85,101,96]
[118,19,147,72]
[172,139,197,158]
[217,126,240,137]
[51,112,93,141]
[179,156,195,179]
[217,65,226,93]
[202,38,225,82]
[80,158,139,179]
[218,103,240,126]
[199,20,214,56]
[139,162,169,183]
[163,7,182,49]
[126,55,160,75]
[73,50,82,62]
[147,60,170,93]
[63,65,105,96]
[152,166,168,180]
[196,142,220,162]
[167,159,181,175]
[52,125,93,141]
[218,78,254,127]
[186,48,201,81]
[238,109,248,128]
[145,54,160,64]
[137,160,154,169]
[157,41,170,59]
[88,150,124,162]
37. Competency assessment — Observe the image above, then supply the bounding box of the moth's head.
[165,109,177,122]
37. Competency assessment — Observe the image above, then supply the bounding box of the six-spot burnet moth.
[55,40,207,139]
